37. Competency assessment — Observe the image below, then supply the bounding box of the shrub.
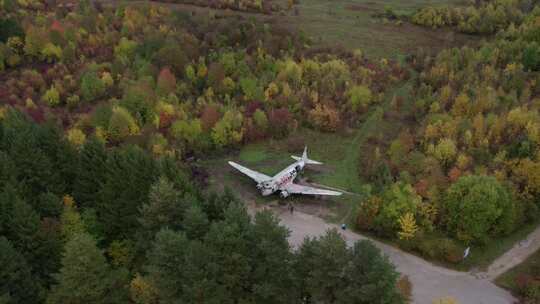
[525,281,540,303]
[396,276,412,302]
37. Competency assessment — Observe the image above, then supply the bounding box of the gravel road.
[276,210,516,304]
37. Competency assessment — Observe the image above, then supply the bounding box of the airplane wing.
[283,183,342,196]
[228,161,271,183]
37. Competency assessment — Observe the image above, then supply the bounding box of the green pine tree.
[47,232,129,304]
[0,237,42,303]
[98,145,159,241]
[183,203,209,240]
[73,137,107,210]
[337,240,403,304]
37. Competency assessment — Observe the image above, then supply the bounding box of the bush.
[413,234,462,263]
[525,281,540,303]
[396,276,412,302]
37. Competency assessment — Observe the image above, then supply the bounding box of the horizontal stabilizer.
[291,155,322,165]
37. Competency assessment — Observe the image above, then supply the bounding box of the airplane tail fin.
[291,146,322,165]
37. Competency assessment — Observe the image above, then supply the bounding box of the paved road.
[482,225,540,280]
[276,209,515,304]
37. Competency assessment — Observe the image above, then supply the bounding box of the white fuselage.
[258,160,305,196]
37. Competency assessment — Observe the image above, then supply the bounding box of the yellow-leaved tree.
[398,212,418,240]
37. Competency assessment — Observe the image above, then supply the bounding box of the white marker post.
[463,247,470,259]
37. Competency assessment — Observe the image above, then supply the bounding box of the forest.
[0,0,408,303]
[0,109,403,303]
[357,1,540,302]
[1,0,540,302]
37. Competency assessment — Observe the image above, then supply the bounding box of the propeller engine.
[280,191,290,198]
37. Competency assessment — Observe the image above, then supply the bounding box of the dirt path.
[264,206,515,304]
[478,225,540,281]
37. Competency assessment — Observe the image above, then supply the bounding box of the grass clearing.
[118,0,476,59]
[287,0,475,58]
[238,146,270,163]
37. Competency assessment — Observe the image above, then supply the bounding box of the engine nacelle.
[280,191,290,198]
[256,182,263,190]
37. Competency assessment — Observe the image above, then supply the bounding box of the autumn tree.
[114,37,137,66]
[108,106,140,142]
[268,108,293,139]
[200,104,221,131]
[156,67,176,96]
[397,212,419,240]
[374,182,421,237]
[347,85,373,112]
[170,119,203,148]
[309,104,340,132]
[211,109,244,148]
[120,81,156,126]
[80,70,105,102]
